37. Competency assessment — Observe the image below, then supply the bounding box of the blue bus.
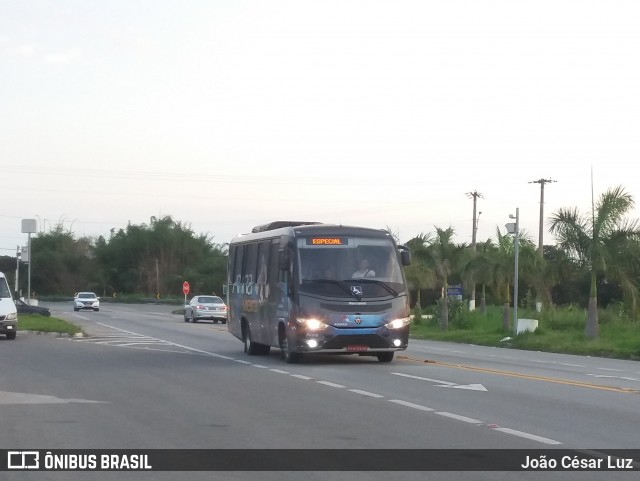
[225,221,412,363]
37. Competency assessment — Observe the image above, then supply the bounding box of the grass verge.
[17,314,82,336]
[410,305,640,361]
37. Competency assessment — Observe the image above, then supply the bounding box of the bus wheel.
[377,352,394,363]
[244,325,258,355]
[280,335,302,364]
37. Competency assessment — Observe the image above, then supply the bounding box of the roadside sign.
[182,281,190,295]
[447,284,463,299]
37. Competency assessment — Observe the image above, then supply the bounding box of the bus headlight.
[385,317,411,329]
[298,318,329,331]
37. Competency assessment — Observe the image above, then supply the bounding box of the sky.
[1,0,640,255]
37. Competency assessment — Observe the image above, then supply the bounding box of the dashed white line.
[435,412,482,424]
[492,427,562,445]
[597,368,625,372]
[348,389,383,398]
[316,381,345,388]
[388,400,434,412]
[587,374,640,382]
[80,321,563,447]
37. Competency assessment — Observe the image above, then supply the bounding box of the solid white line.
[493,427,562,445]
[388,400,434,412]
[435,412,482,424]
[291,375,313,380]
[316,381,345,388]
[348,389,383,398]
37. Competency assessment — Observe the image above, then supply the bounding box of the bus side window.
[244,243,258,295]
[232,245,244,293]
[268,240,279,296]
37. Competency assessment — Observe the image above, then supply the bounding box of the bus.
[225,221,412,363]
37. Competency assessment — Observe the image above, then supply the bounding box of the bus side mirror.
[400,249,411,266]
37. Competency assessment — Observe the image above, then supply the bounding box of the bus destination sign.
[307,237,347,246]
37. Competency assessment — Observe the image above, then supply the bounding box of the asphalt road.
[1,301,639,481]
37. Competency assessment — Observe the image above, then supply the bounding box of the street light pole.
[506,208,520,335]
[27,233,32,304]
[466,190,483,311]
[21,219,37,304]
[513,208,519,335]
[15,245,20,294]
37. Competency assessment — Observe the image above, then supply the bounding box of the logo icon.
[354,317,362,325]
[351,285,363,297]
[7,451,39,470]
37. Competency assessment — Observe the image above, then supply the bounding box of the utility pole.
[529,178,556,312]
[155,258,160,301]
[529,178,556,258]
[466,190,483,311]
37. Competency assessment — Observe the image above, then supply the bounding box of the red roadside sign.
[182,281,190,295]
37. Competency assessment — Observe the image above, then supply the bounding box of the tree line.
[0,216,228,300]
[1,186,639,340]
[403,185,640,339]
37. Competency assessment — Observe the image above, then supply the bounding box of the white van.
[0,272,17,340]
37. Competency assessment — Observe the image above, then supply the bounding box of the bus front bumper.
[290,325,410,353]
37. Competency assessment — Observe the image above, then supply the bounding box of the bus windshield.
[297,236,405,298]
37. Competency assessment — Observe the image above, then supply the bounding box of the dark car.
[15,299,51,317]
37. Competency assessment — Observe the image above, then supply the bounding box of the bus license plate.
[346,345,368,352]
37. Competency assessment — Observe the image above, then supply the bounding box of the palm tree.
[415,227,469,330]
[404,234,436,310]
[485,227,538,330]
[549,185,640,339]
[463,239,496,315]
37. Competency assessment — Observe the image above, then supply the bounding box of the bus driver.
[352,259,375,278]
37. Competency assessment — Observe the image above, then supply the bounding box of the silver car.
[184,295,227,324]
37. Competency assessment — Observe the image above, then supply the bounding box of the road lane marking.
[491,427,562,445]
[349,389,383,398]
[388,400,434,412]
[391,372,487,391]
[397,356,639,394]
[587,374,640,382]
[435,412,482,424]
[316,381,345,388]
[0,391,107,405]
[67,322,566,446]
